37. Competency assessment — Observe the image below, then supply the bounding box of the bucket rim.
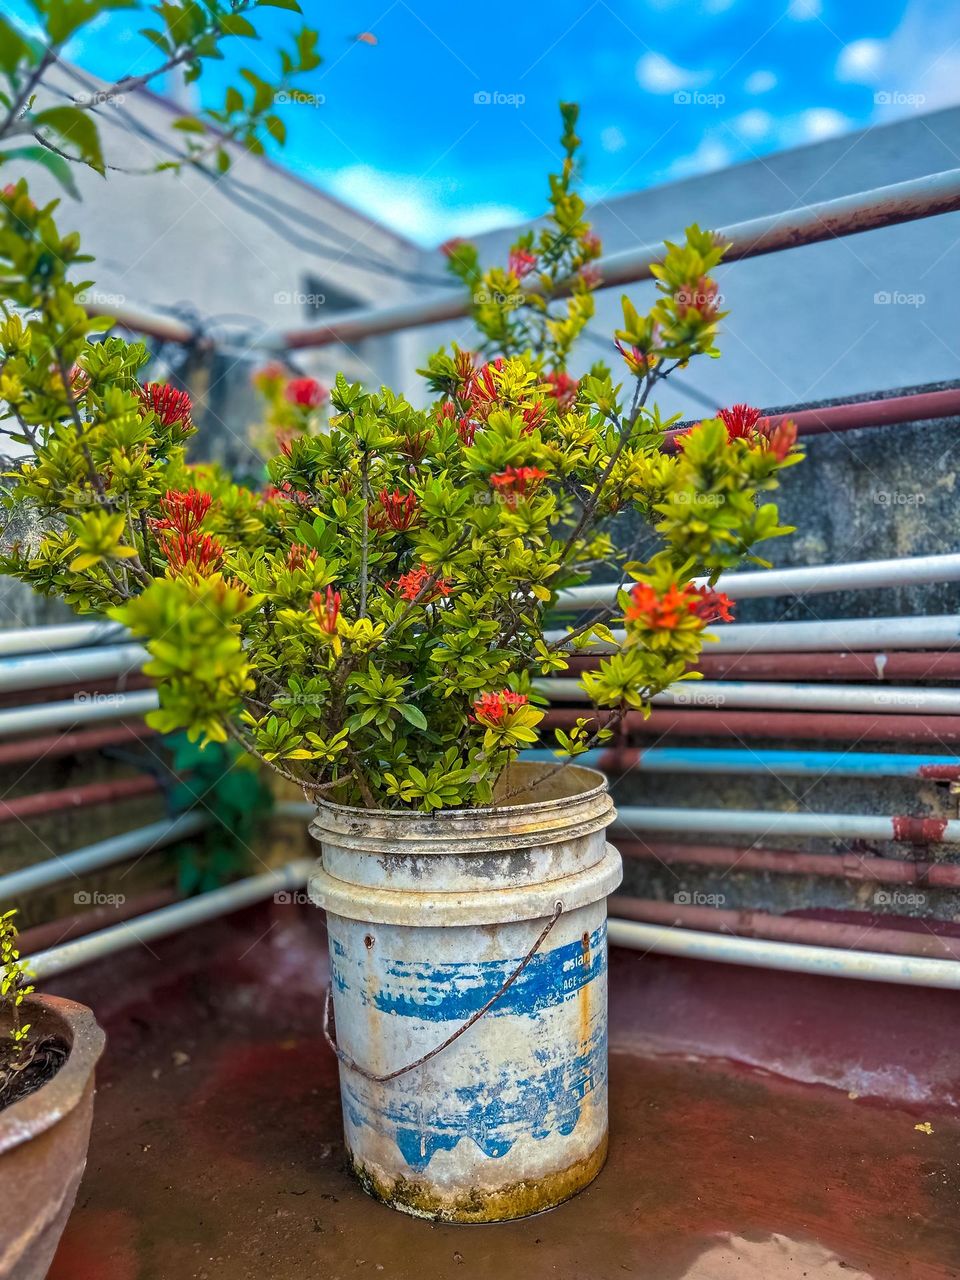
[310,760,609,825]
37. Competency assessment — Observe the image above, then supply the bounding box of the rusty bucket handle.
[322,900,564,1084]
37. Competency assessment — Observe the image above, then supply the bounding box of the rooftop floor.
[46,904,960,1280]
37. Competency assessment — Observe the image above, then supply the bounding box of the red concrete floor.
[45,904,960,1280]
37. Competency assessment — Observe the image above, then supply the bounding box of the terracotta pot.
[0,995,105,1280]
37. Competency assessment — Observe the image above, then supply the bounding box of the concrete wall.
[407,106,960,419]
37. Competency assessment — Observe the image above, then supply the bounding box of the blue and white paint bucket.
[309,762,622,1222]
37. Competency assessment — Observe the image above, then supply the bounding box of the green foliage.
[166,734,274,893]
[0,0,320,191]
[0,106,804,812]
[0,910,34,1054]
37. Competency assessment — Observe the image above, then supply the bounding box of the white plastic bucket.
[308,762,623,1222]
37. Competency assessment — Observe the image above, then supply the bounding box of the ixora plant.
[0,105,801,813]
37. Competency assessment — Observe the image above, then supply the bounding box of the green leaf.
[172,115,206,133]
[257,0,302,9]
[399,704,428,730]
[0,17,30,75]
[0,145,81,198]
[34,105,104,174]
[263,113,286,144]
[219,14,258,36]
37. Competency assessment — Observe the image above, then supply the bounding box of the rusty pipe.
[0,775,161,825]
[611,895,960,962]
[0,723,158,767]
[543,707,960,744]
[617,840,960,887]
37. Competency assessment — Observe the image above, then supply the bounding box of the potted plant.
[0,104,800,1220]
[0,910,105,1278]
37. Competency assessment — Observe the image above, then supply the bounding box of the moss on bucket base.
[347,1131,609,1223]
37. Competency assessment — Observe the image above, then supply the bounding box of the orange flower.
[395,565,451,603]
[311,586,341,634]
[489,465,548,501]
[377,489,418,531]
[471,690,529,725]
[139,382,192,429]
[625,583,735,630]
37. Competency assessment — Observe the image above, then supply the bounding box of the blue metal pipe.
[522,747,960,780]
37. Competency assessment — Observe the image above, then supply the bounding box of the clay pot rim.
[0,993,105,1157]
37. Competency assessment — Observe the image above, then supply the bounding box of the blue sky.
[12,0,960,244]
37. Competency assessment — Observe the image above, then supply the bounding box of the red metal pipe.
[0,723,158,768]
[617,839,960,887]
[664,386,960,448]
[611,895,960,962]
[544,707,960,744]
[0,775,161,825]
[563,651,960,683]
[0,674,154,710]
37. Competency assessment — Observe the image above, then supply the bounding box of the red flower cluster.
[311,586,341,635]
[715,404,797,460]
[377,489,418,531]
[440,237,466,259]
[395,564,451,603]
[139,382,193,429]
[471,690,529,725]
[399,427,433,464]
[263,481,311,505]
[625,582,735,631]
[152,488,212,537]
[544,370,578,411]
[521,400,546,435]
[286,543,317,571]
[469,358,504,409]
[251,362,287,390]
[489,465,548,501]
[579,264,602,290]
[151,488,222,576]
[165,530,224,576]
[285,377,328,409]
[508,249,537,279]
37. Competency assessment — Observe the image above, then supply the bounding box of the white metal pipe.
[283,168,960,349]
[0,688,159,738]
[0,621,130,657]
[0,643,149,693]
[613,806,960,842]
[607,918,960,989]
[557,552,960,612]
[545,614,960,653]
[538,678,960,715]
[0,813,210,901]
[27,858,314,979]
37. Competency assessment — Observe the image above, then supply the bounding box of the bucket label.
[331,922,606,1022]
[340,1027,608,1170]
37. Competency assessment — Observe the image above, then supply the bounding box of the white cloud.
[799,107,851,140]
[732,109,773,140]
[744,69,777,94]
[864,0,960,116]
[636,52,711,94]
[600,125,627,153]
[666,137,733,180]
[787,0,822,19]
[837,38,886,82]
[324,165,527,246]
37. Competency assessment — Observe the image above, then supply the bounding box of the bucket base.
[347,1131,609,1224]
